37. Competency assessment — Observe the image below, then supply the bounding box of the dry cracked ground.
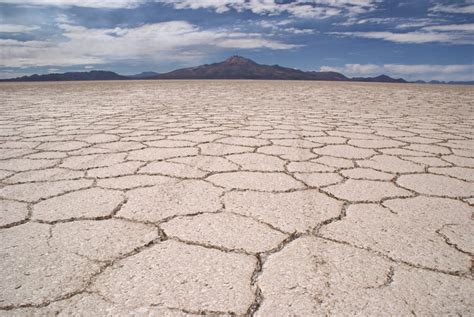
[0,80,473,316]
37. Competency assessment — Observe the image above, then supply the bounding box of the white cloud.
[429,3,474,14]
[321,63,381,74]
[383,64,474,75]
[423,23,474,32]
[218,38,301,49]
[285,27,315,34]
[344,63,381,74]
[355,17,397,24]
[256,20,315,34]
[0,0,145,8]
[55,14,72,24]
[338,17,438,28]
[332,15,474,45]
[330,30,474,44]
[275,19,295,26]
[158,0,378,18]
[319,63,474,81]
[395,21,434,29]
[0,0,379,15]
[320,65,342,72]
[160,0,239,13]
[0,20,301,68]
[0,70,32,79]
[0,24,40,33]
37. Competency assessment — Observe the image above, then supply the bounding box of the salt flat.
[0,80,473,315]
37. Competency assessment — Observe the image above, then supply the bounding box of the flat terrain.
[0,80,473,315]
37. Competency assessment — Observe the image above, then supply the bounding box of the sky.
[0,0,473,81]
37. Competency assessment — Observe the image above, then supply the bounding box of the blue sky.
[0,0,473,81]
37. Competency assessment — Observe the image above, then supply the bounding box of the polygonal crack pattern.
[0,81,472,315]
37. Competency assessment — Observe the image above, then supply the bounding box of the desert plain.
[0,80,473,315]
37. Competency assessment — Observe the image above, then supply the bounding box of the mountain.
[0,70,126,82]
[416,80,474,85]
[351,74,407,83]
[127,71,160,79]
[426,80,473,85]
[307,71,349,81]
[155,56,313,80]
[1,56,412,83]
[447,81,474,85]
[153,56,350,81]
[152,56,409,82]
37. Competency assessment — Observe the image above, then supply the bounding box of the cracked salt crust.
[258,236,473,315]
[397,173,472,197]
[162,212,288,253]
[0,80,472,315]
[0,200,28,227]
[207,171,305,191]
[32,188,124,222]
[323,179,413,202]
[321,198,472,272]
[224,190,342,233]
[92,240,256,314]
[118,180,223,222]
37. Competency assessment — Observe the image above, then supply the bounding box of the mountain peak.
[1,56,412,83]
[224,55,257,65]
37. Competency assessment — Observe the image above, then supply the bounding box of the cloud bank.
[321,64,474,81]
[0,0,378,18]
[0,20,301,68]
[159,0,378,18]
[330,22,474,45]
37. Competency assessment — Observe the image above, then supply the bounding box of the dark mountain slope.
[153,56,407,82]
[307,71,349,81]
[351,74,407,83]
[1,56,413,83]
[127,71,160,79]
[154,56,319,80]
[1,71,127,82]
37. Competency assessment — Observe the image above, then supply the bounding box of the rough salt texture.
[224,190,343,233]
[320,198,472,273]
[323,179,413,202]
[1,223,102,307]
[32,188,124,222]
[118,179,224,222]
[0,200,28,227]
[0,81,472,315]
[50,219,158,261]
[92,241,256,314]
[258,237,474,316]
[207,171,304,191]
[161,212,288,253]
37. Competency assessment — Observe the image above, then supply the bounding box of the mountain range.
[1,56,470,84]
[3,70,127,82]
[155,56,357,81]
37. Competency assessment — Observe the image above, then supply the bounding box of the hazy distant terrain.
[1,56,408,83]
[4,57,471,85]
[0,81,472,315]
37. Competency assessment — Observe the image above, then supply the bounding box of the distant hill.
[415,79,474,85]
[447,81,474,85]
[155,56,314,80]
[306,71,349,81]
[154,56,352,81]
[5,56,467,84]
[127,71,160,79]
[351,74,407,83]
[0,70,127,82]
